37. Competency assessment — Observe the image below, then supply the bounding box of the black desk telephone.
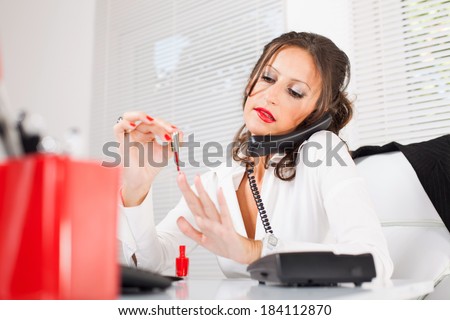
[246,112,377,286]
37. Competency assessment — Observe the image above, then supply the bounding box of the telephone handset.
[245,112,332,241]
[247,112,332,157]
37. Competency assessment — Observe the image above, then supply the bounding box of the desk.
[122,279,434,300]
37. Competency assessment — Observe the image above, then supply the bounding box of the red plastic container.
[0,154,120,299]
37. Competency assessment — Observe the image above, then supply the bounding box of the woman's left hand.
[176,172,262,265]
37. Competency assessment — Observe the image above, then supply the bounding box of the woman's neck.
[251,156,268,185]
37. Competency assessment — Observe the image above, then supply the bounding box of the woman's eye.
[289,88,304,99]
[261,75,275,83]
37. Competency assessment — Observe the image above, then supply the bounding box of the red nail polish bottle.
[176,245,189,277]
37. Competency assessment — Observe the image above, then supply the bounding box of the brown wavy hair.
[232,31,353,180]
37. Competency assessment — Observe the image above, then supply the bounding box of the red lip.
[254,107,276,123]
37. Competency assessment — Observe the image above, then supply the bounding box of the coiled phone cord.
[246,162,273,234]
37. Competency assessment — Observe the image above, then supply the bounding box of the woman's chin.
[248,129,269,136]
[247,124,285,136]
[245,122,272,136]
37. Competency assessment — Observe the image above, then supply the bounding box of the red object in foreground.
[0,154,120,299]
[176,245,189,277]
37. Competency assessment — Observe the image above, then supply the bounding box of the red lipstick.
[254,107,276,123]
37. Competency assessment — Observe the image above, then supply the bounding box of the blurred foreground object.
[0,154,120,299]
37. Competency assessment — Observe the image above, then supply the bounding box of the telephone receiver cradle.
[247,252,377,287]
[247,113,332,157]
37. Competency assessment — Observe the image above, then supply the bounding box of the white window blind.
[351,0,450,147]
[91,0,285,278]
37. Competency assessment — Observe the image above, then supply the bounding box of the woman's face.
[244,46,322,136]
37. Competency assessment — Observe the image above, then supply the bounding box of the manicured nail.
[130,122,136,127]
[146,115,153,121]
[171,125,177,129]
[164,134,171,141]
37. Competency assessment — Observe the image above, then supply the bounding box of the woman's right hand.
[113,111,181,207]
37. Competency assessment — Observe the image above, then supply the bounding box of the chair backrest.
[354,151,450,283]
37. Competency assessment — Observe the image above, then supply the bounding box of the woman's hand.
[113,111,182,206]
[176,172,262,264]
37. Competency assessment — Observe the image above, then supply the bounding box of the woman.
[114,32,394,280]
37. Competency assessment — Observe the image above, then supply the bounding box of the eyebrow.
[266,65,311,90]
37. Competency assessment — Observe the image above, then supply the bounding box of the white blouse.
[118,131,394,281]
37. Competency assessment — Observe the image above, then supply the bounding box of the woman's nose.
[263,83,282,105]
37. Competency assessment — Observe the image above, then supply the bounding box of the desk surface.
[122,279,434,300]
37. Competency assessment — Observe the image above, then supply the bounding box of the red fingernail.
[165,134,171,141]
[130,122,136,127]
[146,115,153,121]
[171,125,177,129]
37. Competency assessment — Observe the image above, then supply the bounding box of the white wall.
[0,0,96,156]
[285,0,353,59]
[0,0,357,156]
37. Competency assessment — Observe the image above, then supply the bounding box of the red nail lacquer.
[130,122,136,127]
[146,115,153,121]
[164,134,171,141]
[176,245,189,277]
